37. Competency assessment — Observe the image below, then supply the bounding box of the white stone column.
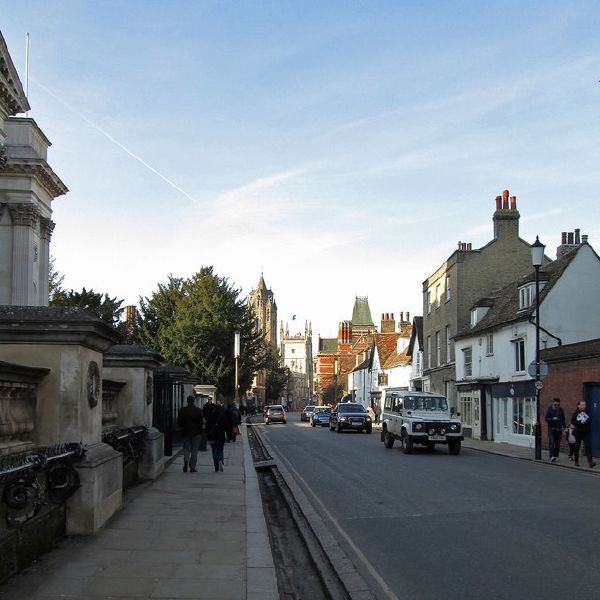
[7,202,39,306]
[38,217,55,306]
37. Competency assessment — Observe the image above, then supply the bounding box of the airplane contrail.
[30,77,200,206]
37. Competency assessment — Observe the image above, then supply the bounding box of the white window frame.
[435,331,441,366]
[445,325,452,362]
[518,285,533,310]
[514,339,526,372]
[463,346,473,377]
[486,334,494,356]
[446,277,451,301]
[427,335,432,368]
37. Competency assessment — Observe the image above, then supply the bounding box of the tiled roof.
[454,244,585,340]
[382,347,411,369]
[374,332,402,366]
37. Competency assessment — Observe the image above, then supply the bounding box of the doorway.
[586,384,600,457]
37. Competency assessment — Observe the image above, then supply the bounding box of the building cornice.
[2,158,68,198]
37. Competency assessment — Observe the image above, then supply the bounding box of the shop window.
[460,396,473,426]
[513,397,535,436]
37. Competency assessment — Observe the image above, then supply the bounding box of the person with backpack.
[204,400,227,472]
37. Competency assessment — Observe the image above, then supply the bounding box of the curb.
[462,443,600,476]
[256,426,378,600]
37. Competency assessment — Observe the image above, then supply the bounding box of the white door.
[472,393,481,439]
[494,398,511,442]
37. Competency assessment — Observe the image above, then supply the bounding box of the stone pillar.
[38,217,55,306]
[0,306,124,534]
[103,344,165,480]
[7,201,39,306]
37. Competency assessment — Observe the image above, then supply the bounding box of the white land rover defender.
[381,389,463,455]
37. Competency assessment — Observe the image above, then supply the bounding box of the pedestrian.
[566,425,577,462]
[204,400,227,472]
[177,395,203,473]
[544,397,566,462]
[225,403,241,442]
[570,400,596,468]
[374,403,382,425]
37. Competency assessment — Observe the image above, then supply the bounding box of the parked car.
[301,405,316,422]
[311,406,332,427]
[330,403,372,433]
[264,405,287,425]
[380,389,463,454]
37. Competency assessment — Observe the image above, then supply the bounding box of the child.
[566,425,576,462]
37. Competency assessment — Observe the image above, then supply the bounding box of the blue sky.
[2,1,599,339]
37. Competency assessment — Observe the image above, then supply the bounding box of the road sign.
[534,380,544,391]
[528,360,548,380]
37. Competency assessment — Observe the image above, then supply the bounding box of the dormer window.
[518,284,533,310]
[470,306,489,327]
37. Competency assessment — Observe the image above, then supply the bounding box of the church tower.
[248,274,278,406]
[248,273,277,346]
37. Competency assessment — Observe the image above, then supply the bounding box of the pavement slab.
[0,427,280,600]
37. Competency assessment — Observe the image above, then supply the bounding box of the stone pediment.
[0,31,29,117]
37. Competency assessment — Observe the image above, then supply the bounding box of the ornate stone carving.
[146,372,153,405]
[87,361,101,408]
[39,217,56,241]
[7,202,39,228]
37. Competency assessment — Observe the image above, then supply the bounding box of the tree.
[264,347,290,402]
[140,267,269,398]
[50,287,125,328]
[48,257,65,303]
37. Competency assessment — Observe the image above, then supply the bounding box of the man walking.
[177,395,203,473]
[545,397,566,462]
[570,400,596,468]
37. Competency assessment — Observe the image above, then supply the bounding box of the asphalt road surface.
[259,415,600,600]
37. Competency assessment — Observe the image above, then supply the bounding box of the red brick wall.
[540,358,600,450]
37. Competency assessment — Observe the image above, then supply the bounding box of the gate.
[586,384,600,457]
[153,366,187,455]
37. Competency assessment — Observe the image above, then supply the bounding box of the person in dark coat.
[177,395,203,473]
[545,397,566,462]
[204,401,227,472]
[225,403,241,442]
[570,400,596,468]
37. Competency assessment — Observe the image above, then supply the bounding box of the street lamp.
[531,236,545,460]
[234,330,240,403]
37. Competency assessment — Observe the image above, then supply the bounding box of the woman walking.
[205,401,227,472]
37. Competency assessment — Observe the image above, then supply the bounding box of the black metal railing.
[102,426,147,463]
[0,443,85,528]
[153,367,187,455]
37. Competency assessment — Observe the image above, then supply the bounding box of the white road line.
[274,445,400,600]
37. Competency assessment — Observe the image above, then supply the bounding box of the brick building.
[541,339,600,457]
[422,189,545,410]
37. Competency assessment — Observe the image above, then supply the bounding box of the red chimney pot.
[510,195,516,210]
[495,196,502,211]
[561,232,567,244]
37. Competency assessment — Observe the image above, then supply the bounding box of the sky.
[2,1,599,341]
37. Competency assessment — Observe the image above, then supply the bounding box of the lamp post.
[234,330,240,403]
[531,236,545,460]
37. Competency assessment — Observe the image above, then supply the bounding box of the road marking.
[275,447,400,600]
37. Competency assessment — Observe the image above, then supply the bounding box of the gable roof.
[374,332,401,366]
[454,244,586,340]
[407,316,423,356]
[351,296,374,327]
[0,31,29,116]
[382,346,411,369]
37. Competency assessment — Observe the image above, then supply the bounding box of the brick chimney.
[380,312,396,333]
[493,189,520,239]
[556,228,585,258]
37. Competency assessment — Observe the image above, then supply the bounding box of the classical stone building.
[247,273,277,405]
[280,321,313,409]
[421,189,547,410]
[0,32,68,306]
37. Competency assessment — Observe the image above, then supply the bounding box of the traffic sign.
[534,380,544,391]
[528,360,548,380]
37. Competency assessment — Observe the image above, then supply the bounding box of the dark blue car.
[311,406,332,427]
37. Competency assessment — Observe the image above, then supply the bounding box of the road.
[259,415,600,600]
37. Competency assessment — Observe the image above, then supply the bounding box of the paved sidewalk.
[463,438,600,474]
[0,427,278,599]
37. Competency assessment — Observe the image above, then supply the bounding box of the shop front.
[491,380,536,447]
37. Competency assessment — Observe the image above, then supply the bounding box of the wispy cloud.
[31,77,200,206]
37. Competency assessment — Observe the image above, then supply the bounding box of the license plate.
[428,435,445,441]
